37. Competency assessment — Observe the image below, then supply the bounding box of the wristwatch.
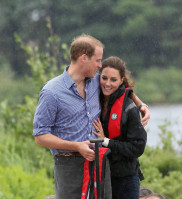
[138,103,149,111]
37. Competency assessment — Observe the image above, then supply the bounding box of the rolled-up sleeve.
[33,89,58,136]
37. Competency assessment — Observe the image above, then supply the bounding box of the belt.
[55,152,82,157]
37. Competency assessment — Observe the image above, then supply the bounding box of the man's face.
[85,46,103,78]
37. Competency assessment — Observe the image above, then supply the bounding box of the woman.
[93,56,147,199]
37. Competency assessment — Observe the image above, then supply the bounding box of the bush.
[0,26,66,198]
[0,99,54,176]
[0,165,54,199]
[0,66,35,106]
[135,67,182,103]
[139,120,182,198]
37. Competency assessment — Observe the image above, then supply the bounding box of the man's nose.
[98,61,102,68]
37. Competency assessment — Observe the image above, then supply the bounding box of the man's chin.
[87,73,95,78]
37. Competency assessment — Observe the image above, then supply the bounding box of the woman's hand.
[93,118,105,139]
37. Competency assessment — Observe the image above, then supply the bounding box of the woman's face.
[100,66,124,96]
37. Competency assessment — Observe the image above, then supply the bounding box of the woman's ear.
[121,77,125,84]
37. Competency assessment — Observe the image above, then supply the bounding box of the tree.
[112,0,182,70]
[0,0,182,75]
[0,0,48,75]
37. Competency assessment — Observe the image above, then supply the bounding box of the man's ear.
[80,54,88,63]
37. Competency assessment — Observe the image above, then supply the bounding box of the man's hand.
[140,105,150,126]
[77,141,95,161]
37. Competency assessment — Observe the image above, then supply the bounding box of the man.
[140,186,154,199]
[33,34,150,199]
[146,193,165,199]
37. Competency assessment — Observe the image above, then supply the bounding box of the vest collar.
[100,84,126,106]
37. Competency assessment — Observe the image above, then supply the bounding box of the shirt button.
[87,112,89,115]
[88,134,91,136]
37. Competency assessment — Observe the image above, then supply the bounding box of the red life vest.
[108,88,128,139]
[81,147,111,199]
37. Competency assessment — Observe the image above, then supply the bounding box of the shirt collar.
[63,66,75,89]
[63,65,91,88]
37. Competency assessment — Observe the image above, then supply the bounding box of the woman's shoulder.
[124,97,138,113]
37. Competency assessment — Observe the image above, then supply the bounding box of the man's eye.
[102,77,107,80]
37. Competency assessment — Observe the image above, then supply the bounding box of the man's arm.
[131,93,150,126]
[35,134,95,161]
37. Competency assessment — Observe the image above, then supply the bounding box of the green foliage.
[14,17,69,94]
[0,97,36,139]
[0,0,46,75]
[0,17,69,106]
[112,0,182,69]
[0,11,182,198]
[1,0,182,75]
[0,165,54,199]
[134,67,182,103]
[0,100,55,197]
[0,99,54,176]
[0,66,35,106]
[139,120,182,198]
[0,26,69,197]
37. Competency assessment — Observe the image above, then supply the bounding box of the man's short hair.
[146,193,165,199]
[70,34,104,61]
[139,186,153,197]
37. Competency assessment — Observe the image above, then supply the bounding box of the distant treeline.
[1,29,182,106]
[0,0,182,75]
[1,66,182,105]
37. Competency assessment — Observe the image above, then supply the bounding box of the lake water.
[145,104,182,149]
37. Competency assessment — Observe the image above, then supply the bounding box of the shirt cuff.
[102,137,110,147]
